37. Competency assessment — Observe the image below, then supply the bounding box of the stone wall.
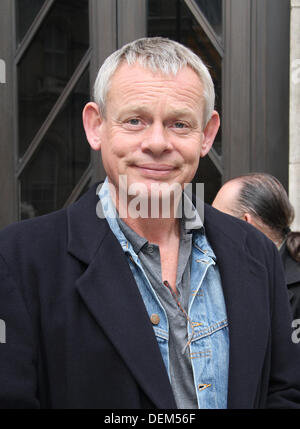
[290,0,300,230]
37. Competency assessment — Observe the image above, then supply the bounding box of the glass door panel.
[16,0,91,219]
[17,0,89,158]
[20,68,90,219]
[16,0,47,43]
[194,0,222,39]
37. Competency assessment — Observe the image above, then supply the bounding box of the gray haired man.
[0,37,300,409]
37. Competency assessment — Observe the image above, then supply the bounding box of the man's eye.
[127,118,141,126]
[122,118,144,130]
[172,121,191,132]
[174,122,186,129]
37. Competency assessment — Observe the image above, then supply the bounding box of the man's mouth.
[132,164,176,175]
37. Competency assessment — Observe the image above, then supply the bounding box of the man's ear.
[243,213,258,228]
[243,212,266,235]
[200,111,220,157]
[82,102,103,151]
[243,213,252,224]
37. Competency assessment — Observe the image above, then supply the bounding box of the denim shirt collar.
[98,179,134,252]
[97,177,215,260]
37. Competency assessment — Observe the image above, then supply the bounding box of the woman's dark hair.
[232,173,300,262]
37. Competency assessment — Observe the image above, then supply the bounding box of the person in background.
[213,172,300,318]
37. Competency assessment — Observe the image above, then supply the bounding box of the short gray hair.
[93,37,215,127]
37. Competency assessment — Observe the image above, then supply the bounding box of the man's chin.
[116,178,184,220]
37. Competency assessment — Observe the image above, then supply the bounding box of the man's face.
[87,62,219,198]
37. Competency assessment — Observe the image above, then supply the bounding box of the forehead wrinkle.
[110,83,203,111]
[117,77,203,98]
[106,63,205,122]
[109,64,203,95]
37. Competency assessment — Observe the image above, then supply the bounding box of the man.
[212,173,300,319]
[0,37,300,409]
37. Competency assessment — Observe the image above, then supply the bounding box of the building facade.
[290,0,300,230]
[0,0,294,228]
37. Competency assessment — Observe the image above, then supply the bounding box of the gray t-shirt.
[117,216,202,408]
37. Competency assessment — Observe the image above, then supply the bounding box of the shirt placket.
[188,242,218,408]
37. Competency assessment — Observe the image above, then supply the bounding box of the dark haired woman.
[213,172,300,318]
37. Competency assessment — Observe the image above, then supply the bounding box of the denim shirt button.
[150,314,160,325]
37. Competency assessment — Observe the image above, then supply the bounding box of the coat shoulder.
[204,203,276,256]
[0,208,68,265]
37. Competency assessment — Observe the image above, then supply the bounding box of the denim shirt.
[98,179,229,408]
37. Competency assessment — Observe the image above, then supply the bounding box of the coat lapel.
[204,205,270,408]
[67,184,176,409]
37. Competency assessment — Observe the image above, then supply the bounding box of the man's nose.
[141,122,171,156]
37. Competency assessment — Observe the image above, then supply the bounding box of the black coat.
[280,243,300,319]
[0,184,300,409]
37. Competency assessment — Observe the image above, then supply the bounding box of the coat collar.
[67,184,270,409]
